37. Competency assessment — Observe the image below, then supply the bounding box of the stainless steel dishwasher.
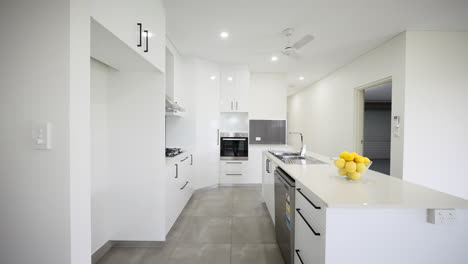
[274,167,295,264]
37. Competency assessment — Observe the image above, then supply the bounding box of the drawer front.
[220,160,248,173]
[294,207,326,264]
[295,184,326,229]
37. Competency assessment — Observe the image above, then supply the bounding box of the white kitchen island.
[262,150,468,264]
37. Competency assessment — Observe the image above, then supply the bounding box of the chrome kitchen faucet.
[288,132,306,157]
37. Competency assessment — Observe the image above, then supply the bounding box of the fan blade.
[292,34,314,50]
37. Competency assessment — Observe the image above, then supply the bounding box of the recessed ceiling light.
[210,75,216,80]
[220,31,229,39]
[271,56,279,62]
[299,76,305,81]
[227,76,233,81]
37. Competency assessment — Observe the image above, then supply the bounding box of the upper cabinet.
[220,65,250,112]
[91,0,166,71]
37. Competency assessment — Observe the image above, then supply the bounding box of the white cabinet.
[262,153,277,224]
[91,0,165,71]
[219,66,250,112]
[294,182,326,264]
[219,160,250,184]
[165,153,194,235]
[192,59,221,189]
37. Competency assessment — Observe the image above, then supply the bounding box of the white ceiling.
[364,82,392,102]
[163,0,468,95]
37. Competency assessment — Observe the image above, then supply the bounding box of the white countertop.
[265,150,468,209]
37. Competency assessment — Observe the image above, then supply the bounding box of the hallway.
[97,187,284,264]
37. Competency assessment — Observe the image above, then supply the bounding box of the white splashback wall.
[404,31,468,200]
[288,33,406,178]
[165,40,196,150]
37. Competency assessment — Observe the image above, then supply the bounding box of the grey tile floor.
[98,187,285,264]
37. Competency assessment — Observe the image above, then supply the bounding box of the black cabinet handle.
[297,188,321,209]
[296,208,320,236]
[190,155,193,165]
[174,164,178,178]
[226,173,242,176]
[180,181,189,190]
[266,159,270,173]
[295,250,305,264]
[137,23,142,47]
[181,157,189,162]
[144,30,149,52]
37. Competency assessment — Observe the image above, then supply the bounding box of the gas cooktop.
[166,148,183,158]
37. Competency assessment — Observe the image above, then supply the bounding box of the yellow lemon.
[334,158,346,168]
[345,161,357,173]
[339,151,349,159]
[356,163,367,173]
[342,152,354,161]
[338,168,347,175]
[347,172,361,180]
[363,157,371,164]
[355,155,365,163]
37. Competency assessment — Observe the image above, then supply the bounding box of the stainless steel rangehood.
[165,96,185,116]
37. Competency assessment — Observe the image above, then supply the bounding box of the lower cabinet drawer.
[295,183,326,229]
[294,207,326,264]
[220,160,248,173]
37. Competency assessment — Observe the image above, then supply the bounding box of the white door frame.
[353,77,392,155]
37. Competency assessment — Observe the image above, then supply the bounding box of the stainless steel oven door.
[220,132,249,160]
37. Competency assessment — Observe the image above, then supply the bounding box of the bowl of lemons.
[333,152,372,181]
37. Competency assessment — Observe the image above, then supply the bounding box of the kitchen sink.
[269,151,326,165]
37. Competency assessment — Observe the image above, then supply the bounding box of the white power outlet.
[427,209,456,225]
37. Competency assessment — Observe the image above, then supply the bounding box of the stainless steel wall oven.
[220,132,248,160]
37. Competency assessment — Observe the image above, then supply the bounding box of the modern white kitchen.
[1,1,468,264]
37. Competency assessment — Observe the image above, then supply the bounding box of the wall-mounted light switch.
[32,122,52,150]
[393,115,401,137]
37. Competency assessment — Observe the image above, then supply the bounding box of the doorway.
[355,79,392,175]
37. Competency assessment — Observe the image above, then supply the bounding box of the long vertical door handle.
[144,30,149,52]
[190,154,193,165]
[217,129,220,145]
[266,159,270,173]
[174,164,178,178]
[137,23,142,47]
[236,101,238,110]
[231,101,233,110]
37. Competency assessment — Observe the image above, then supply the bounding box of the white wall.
[70,0,91,262]
[0,1,91,263]
[107,70,166,241]
[90,61,166,251]
[288,33,406,178]
[90,59,111,252]
[403,31,468,200]
[249,73,288,120]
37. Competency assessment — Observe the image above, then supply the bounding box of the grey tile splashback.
[249,120,286,145]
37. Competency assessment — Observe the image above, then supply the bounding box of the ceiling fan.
[277,28,314,59]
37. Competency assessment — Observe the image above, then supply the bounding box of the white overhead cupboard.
[219,65,250,112]
[91,0,166,71]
